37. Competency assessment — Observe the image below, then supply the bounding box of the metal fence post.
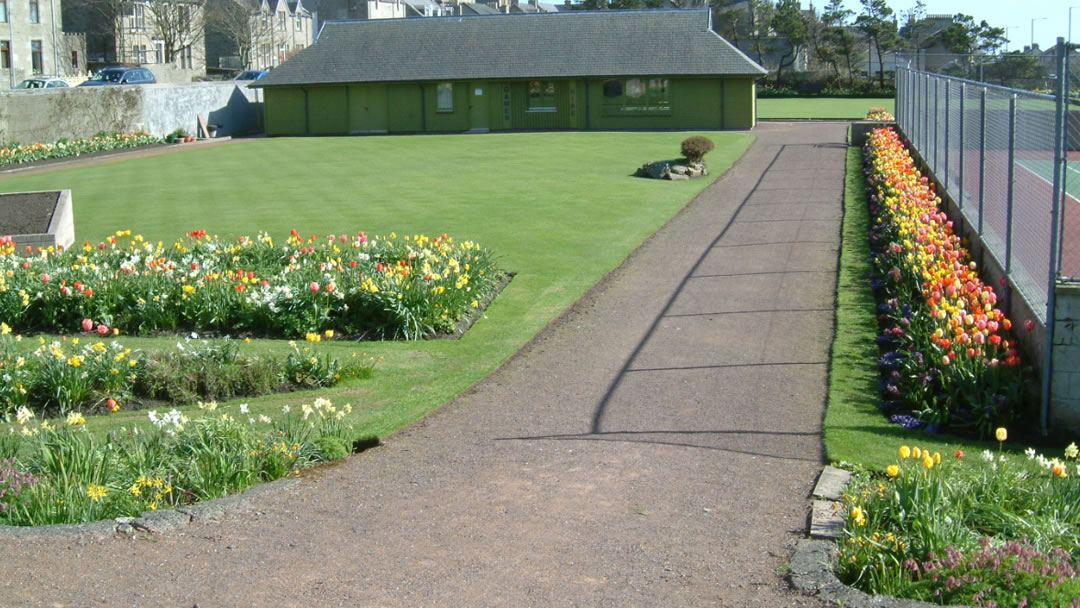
[933,79,940,174]
[1043,38,1067,436]
[958,83,965,211]
[1005,94,1017,311]
[944,80,951,193]
[978,87,986,236]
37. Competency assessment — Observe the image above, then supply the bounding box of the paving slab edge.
[0,476,300,538]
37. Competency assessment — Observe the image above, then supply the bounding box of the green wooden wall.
[263,76,757,135]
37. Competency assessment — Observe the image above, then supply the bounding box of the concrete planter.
[0,190,75,253]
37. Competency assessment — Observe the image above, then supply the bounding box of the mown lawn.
[0,131,752,437]
[757,97,895,120]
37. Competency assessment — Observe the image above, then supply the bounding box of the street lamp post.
[1033,17,1049,51]
[1005,26,1018,52]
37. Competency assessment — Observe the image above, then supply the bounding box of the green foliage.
[0,327,377,420]
[314,435,350,461]
[680,136,715,164]
[0,398,363,525]
[837,440,1080,605]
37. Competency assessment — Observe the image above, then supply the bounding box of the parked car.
[13,77,69,89]
[233,70,268,81]
[78,67,157,86]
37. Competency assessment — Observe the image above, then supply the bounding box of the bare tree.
[63,0,129,62]
[146,0,205,63]
[206,0,259,68]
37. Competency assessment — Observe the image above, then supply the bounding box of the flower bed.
[837,431,1080,607]
[0,229,503,340]
[0,132,163,168]
[863,127,1025,439]
[0,398,366,526]
[865,107,895,121]
[0,323,376,420]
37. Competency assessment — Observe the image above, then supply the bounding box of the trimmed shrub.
[680,136,715,165]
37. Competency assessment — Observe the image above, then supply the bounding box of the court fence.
[893,40,1079,436]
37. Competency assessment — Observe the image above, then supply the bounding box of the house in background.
[253,9,766,135]
[118,0,206,75]
[249,0,314,70]
[1,0,84,86]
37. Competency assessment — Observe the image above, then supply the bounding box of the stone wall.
[1051,283,1080,431]
[0,82,262,146]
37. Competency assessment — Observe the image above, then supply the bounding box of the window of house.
[436,83,453,112]
[0,0,8,23]
[71,50,78,69]
[28,0,39,23]
[277,42,285,64]
[153,39,164,63]
[295,14,302,31]
[278,12,285,30]
[134,4,145,29]
[602,77,671,116]
[527,80,556,112]
[1,41,10,69]
[31,39,42,73]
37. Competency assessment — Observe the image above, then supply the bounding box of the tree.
[146,0,205,64]
[939,14,1007,76]
[206,0,259,69]
[820,0,861,88]
[899,0,933,70]
[855,0,901,89]
[982,51,1046,88]
[712,0,775,68]
[769,0,807,84]
[63,0,129,63]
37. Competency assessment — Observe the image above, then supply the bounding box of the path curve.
[0,122,847,607]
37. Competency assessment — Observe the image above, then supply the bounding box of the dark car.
[233,70,268,81]
[78,67,157,86]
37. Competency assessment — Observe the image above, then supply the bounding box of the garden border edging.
[790,538,973,608]
[0,476,299,538]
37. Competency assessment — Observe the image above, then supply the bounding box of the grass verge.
[757,97,895,120]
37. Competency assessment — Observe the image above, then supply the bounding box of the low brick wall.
[0,83,261,146]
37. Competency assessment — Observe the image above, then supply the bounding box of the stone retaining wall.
[0,83,261,146]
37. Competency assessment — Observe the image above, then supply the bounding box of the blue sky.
[803,0,1074,52]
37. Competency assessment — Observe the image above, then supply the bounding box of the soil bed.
[0,191,59,235]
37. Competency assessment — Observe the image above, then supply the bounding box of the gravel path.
[0,122,847,607]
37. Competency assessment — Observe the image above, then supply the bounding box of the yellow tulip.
[922,454,934,469]
[899,445,911,459]
[886,465,899,477]
[995,428,1008,442]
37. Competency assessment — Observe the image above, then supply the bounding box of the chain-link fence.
[896,66,1077,328]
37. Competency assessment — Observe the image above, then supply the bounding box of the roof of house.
[255,9,766,87]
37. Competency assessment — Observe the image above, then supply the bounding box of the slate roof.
[254,9,766,87]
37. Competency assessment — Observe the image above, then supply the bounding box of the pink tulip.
[81,318,94,332]
[309,282,319,292]
[97,324,109,336]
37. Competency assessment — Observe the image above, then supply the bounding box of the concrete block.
[813,466,851,501]
[810,499,846,539]
[0,190,74,253]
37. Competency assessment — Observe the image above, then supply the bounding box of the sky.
[803,0,1075,52]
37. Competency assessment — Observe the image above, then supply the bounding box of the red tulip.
[1025,319,1036,332]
